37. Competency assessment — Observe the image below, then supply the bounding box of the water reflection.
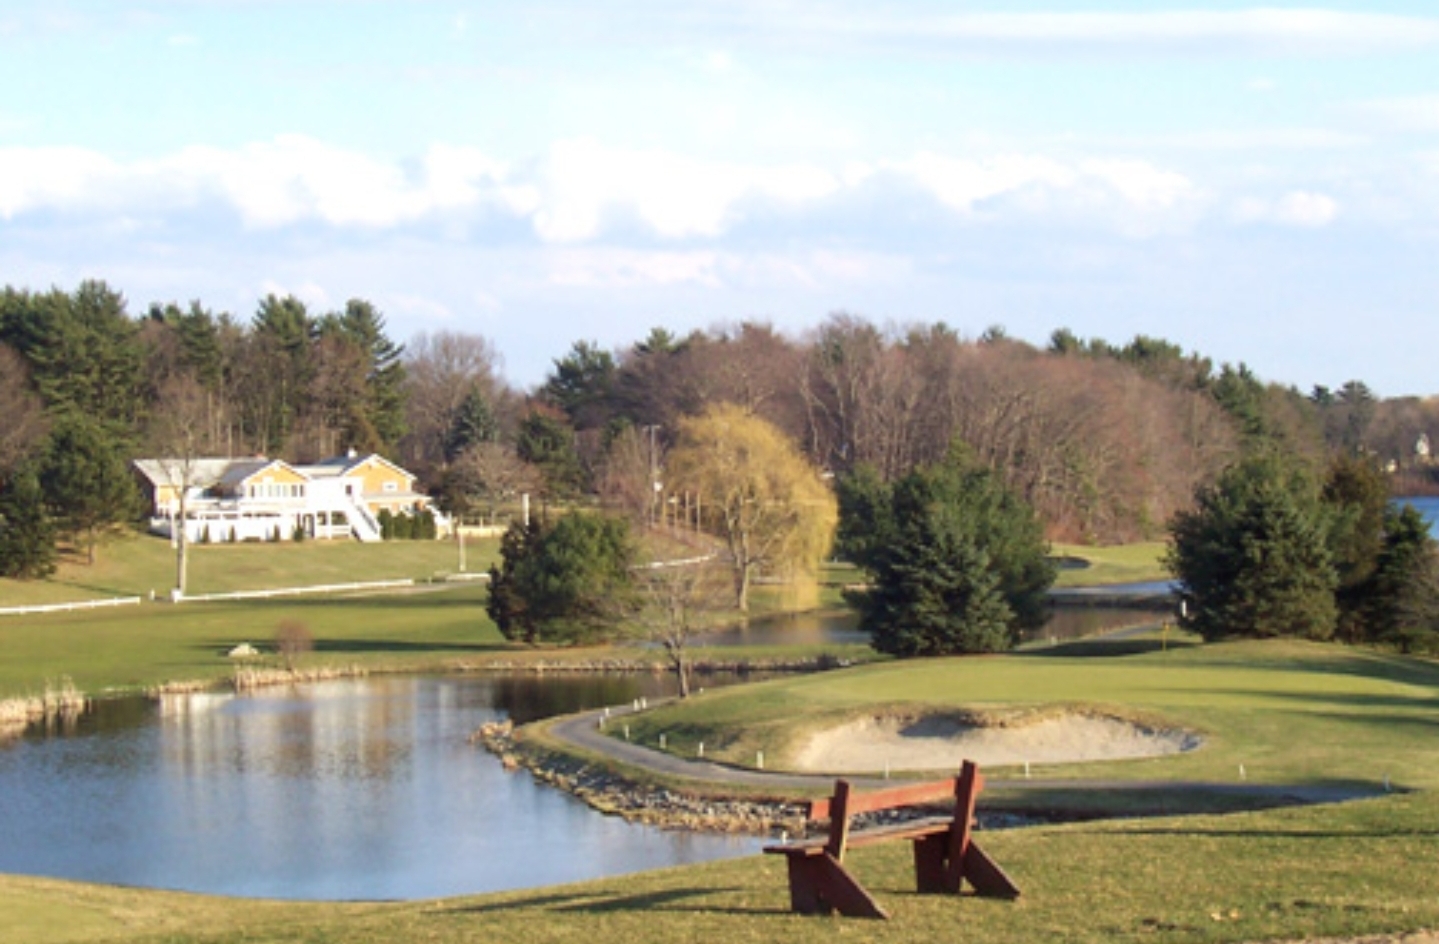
[0,675,757,901]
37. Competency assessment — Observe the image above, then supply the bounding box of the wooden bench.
[763,760,1019,919]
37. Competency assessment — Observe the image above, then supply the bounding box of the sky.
[1,2,1437,395]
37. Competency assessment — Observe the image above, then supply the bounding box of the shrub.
[274,619,314,671]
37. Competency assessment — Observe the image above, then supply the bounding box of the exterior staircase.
[347,499,385,543]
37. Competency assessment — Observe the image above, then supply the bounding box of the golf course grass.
[1050,541,1170,588]
[2,534,1437,943]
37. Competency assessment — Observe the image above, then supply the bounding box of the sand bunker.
[793,711,1201,773]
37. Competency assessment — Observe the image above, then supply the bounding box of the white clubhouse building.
[133,451,442,544]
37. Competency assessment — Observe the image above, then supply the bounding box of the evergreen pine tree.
[1168,454,1338,641]
[844,450,1054,656]
[0,466,58,579]
[444,387,499,462]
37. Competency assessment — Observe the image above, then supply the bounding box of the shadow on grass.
[314,638,502,655]
[1211,688,1439,717]
[444,886,777,917]
[201,593,485,611]
[1186,646,1439,689]
[1073,824,1439,841]
[1017,638,1201,659]
[43,579,142,599]
[987,779,1387,819]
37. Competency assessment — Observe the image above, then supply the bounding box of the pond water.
[0,674,758,901]
[0,603,1169,902]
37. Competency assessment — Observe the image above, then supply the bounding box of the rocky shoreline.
[473,719,812,835]
[472,718,1039,837]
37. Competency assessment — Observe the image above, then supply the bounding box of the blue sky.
[2,2,1437,394]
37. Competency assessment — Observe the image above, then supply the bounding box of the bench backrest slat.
[808,776,958,822]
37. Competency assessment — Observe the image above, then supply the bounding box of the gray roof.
[132,458,239,488]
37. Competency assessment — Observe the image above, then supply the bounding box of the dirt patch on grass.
[792,708,1200,773]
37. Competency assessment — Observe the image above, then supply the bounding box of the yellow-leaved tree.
[667,404,837,612]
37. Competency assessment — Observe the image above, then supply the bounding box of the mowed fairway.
[618,639,1439,795]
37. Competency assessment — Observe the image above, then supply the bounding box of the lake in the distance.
[1399,495,1439,535]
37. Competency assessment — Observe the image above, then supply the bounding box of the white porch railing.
[346,500,385,543]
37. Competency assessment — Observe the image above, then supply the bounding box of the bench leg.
[913,834,950,893]
[912,835,1022,899]
[783,855,828,915]
[962,842,1022,899]
[783,853,890,920]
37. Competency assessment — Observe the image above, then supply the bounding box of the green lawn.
[0,532,509,699]
[617,639,1439,797]
[0,529,484,607]
[1051,542,1170,587]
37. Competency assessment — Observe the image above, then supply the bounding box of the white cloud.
[1235,190,1339,227]
[0,146,119,218]
[167,136,526,228]
[532,137,839,242]
[1081,160,1195,212]
[894,153,1076,214]
[1358,94,1439,133]
[259,279,331,310]
[804,9,1439,55]
[547,249,724,288]
[0,136,538,229]
[0,135,1354,243]
[544,246,910,291]
[887,152,1199,233]
[1132,128,1366,151]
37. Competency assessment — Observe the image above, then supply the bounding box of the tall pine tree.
[0,465,57,579]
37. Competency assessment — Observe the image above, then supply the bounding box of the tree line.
[2,278,1437,656]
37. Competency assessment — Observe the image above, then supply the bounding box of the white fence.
[0,597,143,617]
[175,579,416,603]
[0,576,486,615]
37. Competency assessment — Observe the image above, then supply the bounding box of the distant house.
[133,451,441,544]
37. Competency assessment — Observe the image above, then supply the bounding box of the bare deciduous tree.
[145,374,223,597]
[447,442,540,522]
[634,557,730,698]
[275,619,314,672]
[401,331,509,474]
